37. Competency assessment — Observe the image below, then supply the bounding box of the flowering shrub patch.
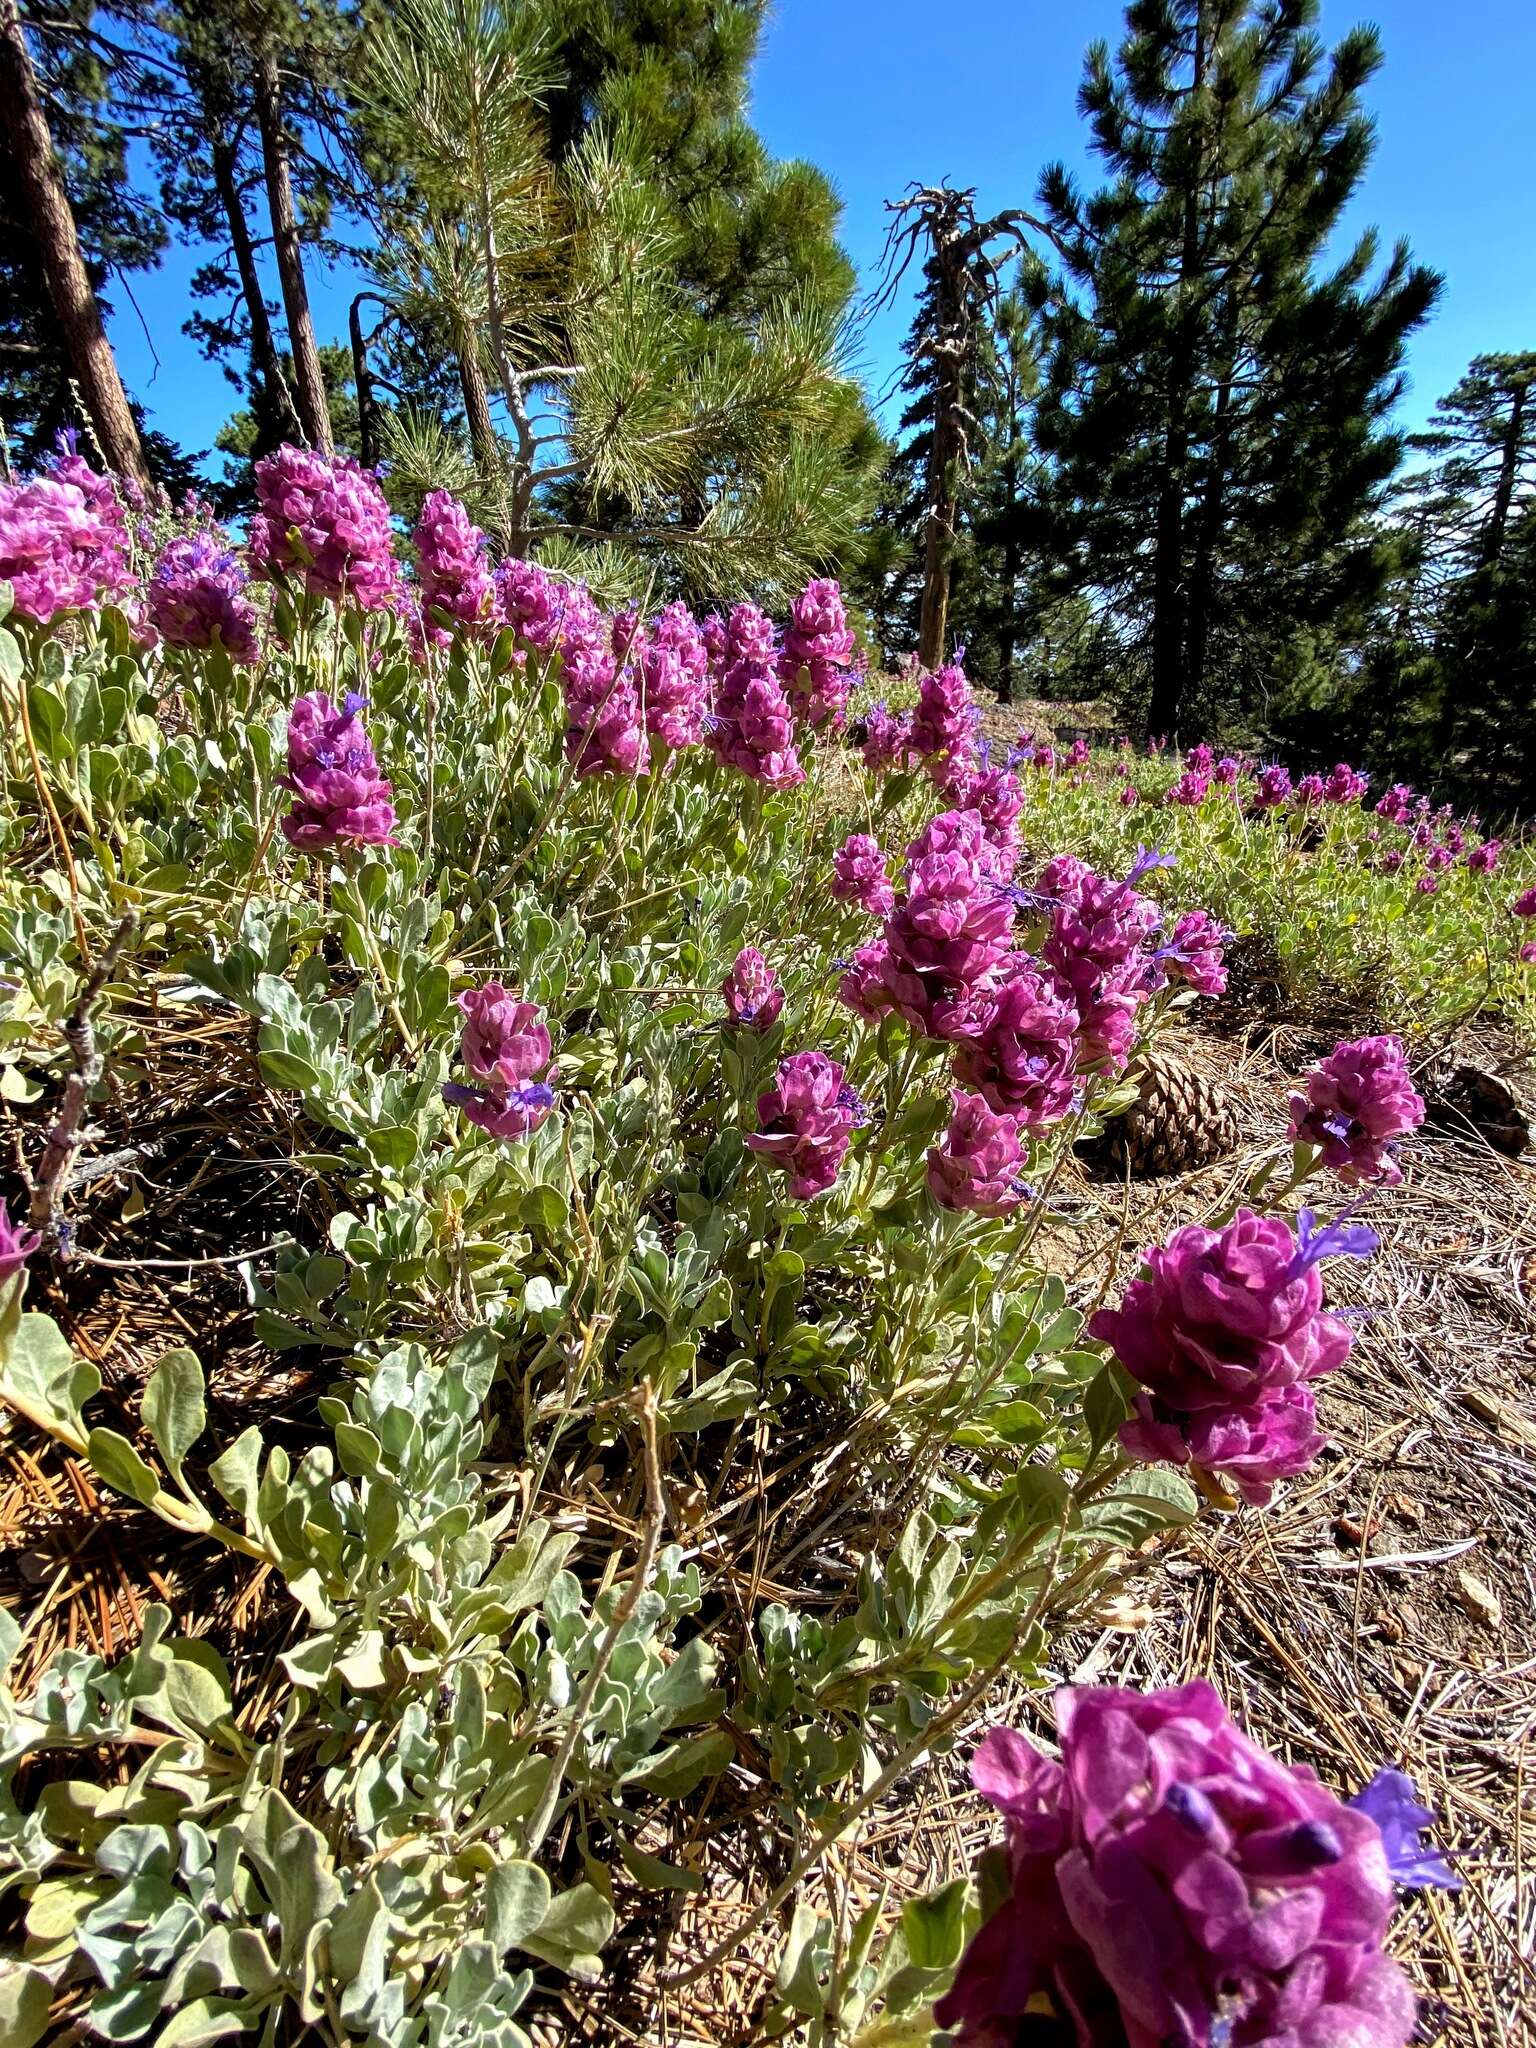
[0,445,1465,2045]
[974,727,1536,1040]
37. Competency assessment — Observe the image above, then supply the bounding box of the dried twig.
[27,911,137,1244]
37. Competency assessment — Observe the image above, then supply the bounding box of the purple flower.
[1168,769,1210,807]
[1287,1035,1425,1188]
[1158,909,1230,997]
[148,531,259,659]
[493,558,562,651]
[1213,755,1241,785]
[0,1200,40,1283]
[557,590,649,777]
[910,661,976,780]
[780,577,855,730]
[443,983,555,1141]
[1324,762,1369,804]
[1118,781,1140,808]
[831,833,895,917]
[1185,743,1215,774]
[746,1050,859,1198]
[1088,1207,1364,1503]
[279,692,397,850]
[1416,874,1439,896]
[927,1090,1029,1216]
[1374,783,1416,826]
[709,604,804,788]
[1252,763,1293,810]
[860,700,918,775]
[442,1079,555,1141]
[1514,887,1536,918]
[881,811,1015,1034]
[641,600,711,749]
[1348,1770,1459,1892]
[1465,839,1502,873]
[951,960,1081,1127]
[457,983,553,1090]
[413,489,495,634]
[936,1681,1415,2048]
[1294,772,1326,807]
[721,947,784,1030]
[963,763,1024,879]
[1042,860,1162,1073]
[0,464,136,624]
[248,445,400,610]
[836,940,895,1024]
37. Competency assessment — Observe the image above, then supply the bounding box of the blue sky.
[109,0,1536,463]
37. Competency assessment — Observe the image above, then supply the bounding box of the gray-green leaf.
[142,1349,205,1479]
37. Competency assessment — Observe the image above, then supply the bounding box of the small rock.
[1455,1570,1502,1631]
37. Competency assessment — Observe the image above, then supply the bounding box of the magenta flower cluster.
[560,586,649,778]
[248,447,399,610]
[494,558,562,652]
[831,833,896,917]
[1042,852,1167,1072]
[1089,1207,1373,1503]
[442,982,556,1141]
[0,451,135,624]
[642,600,711,749]
[279,691,397,851]
[950,961,1080,1126]
[747,1051,865,1199]
[860,700,918,774]
[148,532,259,660]
[720,947,784,1030]
[1287,1035,1425,1188]
[710,603,804,788]
[926,1090,1030,1215]
[780,577,855,730]
[937,1680,1419,2048]
[909,661,977,784]
[880,810,1015,1038]
[413,489,495,635]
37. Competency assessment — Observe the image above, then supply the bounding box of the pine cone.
[1102,1050,1240,1177]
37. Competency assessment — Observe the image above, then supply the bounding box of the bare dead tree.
[871,187,1067,670]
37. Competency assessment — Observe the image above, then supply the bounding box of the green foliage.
[0,595,1220,2041]
[1018,0,1440,737]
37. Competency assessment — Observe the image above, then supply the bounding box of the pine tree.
[358,0,875,592]
[0,0,161,482]
[1398,353,1536,579]
[1024,0,1439,738]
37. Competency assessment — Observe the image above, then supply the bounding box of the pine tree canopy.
[1018,0,1440,738]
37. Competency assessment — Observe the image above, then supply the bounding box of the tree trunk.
[996,447,1021,702]
[1185,296,1239,709]
[253,44,332,455]
[456,330,498,473]
[204,89,302,447]
[1481,377,1529,570]
[350,295,381,469]
[0,0,147,488]
[1145,5,1207,741]
[919,354,962,668]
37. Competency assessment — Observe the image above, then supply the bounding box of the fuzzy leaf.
[142,1350,205,1479]
[87,1428,160,1507]
[485,1861,551,1950]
